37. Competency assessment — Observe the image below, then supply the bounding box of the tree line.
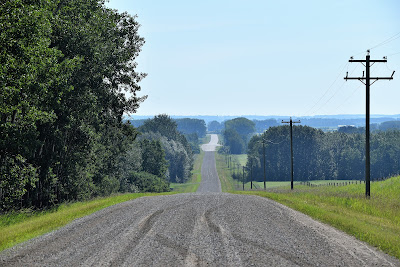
[245,126,400,182]
[0,1,195,212]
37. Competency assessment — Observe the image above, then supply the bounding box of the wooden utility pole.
[262,138,266,190]
[250,163,253,190]
[281,117,301,190]
[242,166,245,191]
[345,50,394,198]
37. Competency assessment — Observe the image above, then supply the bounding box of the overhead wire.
[308,63,360,115]
[369,31,400,51]
[301,32,399,117]
[302,62,350,116]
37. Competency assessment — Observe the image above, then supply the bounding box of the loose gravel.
[1,134,399,266]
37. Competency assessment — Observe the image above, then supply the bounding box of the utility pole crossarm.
[344,51,395,198]
[281,117,301,190]
[349,59,387,63]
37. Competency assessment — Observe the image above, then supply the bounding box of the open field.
[234,175,400,260]
[170,151,204,193]
[0,192,176,252]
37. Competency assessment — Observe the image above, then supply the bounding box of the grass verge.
[215,152,241,191]
[0,192,175,252]
[170,150,204,193]
[233,176,400,260]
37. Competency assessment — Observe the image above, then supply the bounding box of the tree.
[1,0,147,210]
[175,118,206,137]
[208,120,223,132]
[223,117,255,154]
[140,139,168,178]
[139,115,194,183]
[225,117,255,137]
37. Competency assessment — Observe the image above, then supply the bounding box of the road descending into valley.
[1,134,399,266]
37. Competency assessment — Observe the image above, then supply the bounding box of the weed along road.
[1,135,399,266]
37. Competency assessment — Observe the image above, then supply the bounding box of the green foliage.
[127,171,169,193]
[223,128,245,154]
[140,139,168,177]
[0,155,38,211]
[208,120,223,132]
[223,117,255,154]
[139,115,194,183]
[246,126,400,181]
[184,133,200,154]
[225,117,255,136]
[0,0,148,211]
[175,118,206,137]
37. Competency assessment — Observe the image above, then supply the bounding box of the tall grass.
[235,176,400,260]
[0,192,175,252]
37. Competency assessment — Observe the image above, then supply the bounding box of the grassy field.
[234,176,400,260]
[170,150,204,193]
[242,181,295,190]
[215,152,242,191]
[0,192,175,252]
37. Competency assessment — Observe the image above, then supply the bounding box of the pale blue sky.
[106,0,400,116]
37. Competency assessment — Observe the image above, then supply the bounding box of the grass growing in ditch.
[170,151,204,193]
[0,192,175,252]
[215,152,241,192]
[235,176,400,260]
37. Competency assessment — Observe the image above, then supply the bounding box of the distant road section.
[197,134,221,193]
[200,134,220,152]
[1,134,399,266]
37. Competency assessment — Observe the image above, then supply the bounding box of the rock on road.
[1,135,399,266]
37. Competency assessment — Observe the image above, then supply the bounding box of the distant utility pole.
[281,117,301,190]
[262,138,266,190]
[344,50,395,198]
[250,163,253,190]
[242,166,245,191]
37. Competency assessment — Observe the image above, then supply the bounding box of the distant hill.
[125,114,400,131]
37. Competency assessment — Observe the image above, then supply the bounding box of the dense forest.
[245,126,400,182]
[0,1,196,212]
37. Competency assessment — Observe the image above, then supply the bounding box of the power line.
[388,51,400,57]
[308,63,360,115]
[369,32,400,51]
[303,62,350,116]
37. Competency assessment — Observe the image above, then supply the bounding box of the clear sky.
[106,0,400,117]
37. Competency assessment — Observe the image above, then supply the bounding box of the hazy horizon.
[107,1,400,117]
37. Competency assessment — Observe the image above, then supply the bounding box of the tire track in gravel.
[1,134,399,266]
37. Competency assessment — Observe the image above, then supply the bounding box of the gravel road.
[1,135,399,266]
[197,134,221,193]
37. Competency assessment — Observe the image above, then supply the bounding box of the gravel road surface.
[197,134,221,193]
[1,135,399,266]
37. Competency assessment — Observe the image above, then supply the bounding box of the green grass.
[234,176,400,260]
[215,152,241,191]
[170,150,204,193]
[243,181,294,190]
[199,134,211,145]
[0,192,175,252]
